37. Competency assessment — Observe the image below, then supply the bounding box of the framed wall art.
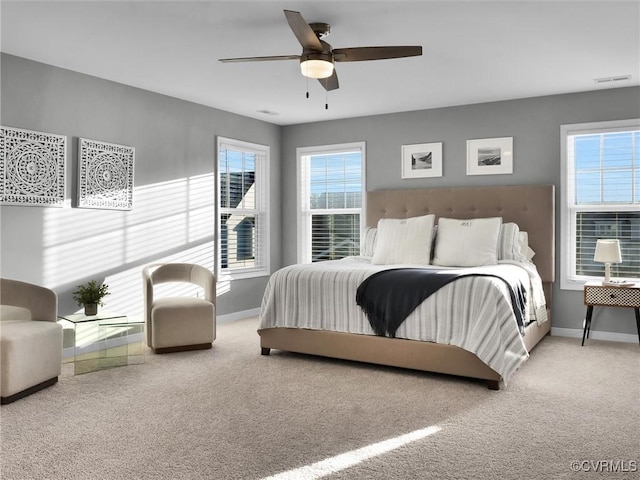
[0,125,66,207]
[466,137,513,175]
[401,142,443,178]
[78,138,134,210]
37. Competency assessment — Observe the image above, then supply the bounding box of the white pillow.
[519,231,536,261]
[497,222,525,261]
[360,227,378,257]
[372,214,435,265]
[432,217,502,267]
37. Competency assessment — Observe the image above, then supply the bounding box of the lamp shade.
[593,239,622,264]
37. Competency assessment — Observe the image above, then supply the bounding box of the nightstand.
[582,281,640,346]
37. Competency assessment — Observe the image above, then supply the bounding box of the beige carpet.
[1,317,638,480]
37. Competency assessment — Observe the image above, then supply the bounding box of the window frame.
[216,136,270,280]
[296,141,366,264]
[560,118,640,290]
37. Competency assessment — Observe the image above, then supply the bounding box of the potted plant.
[72,280,110,316]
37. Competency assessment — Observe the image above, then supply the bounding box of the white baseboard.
[551,327,639,344]
[217,308,260,323]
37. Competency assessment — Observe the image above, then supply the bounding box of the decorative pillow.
[497,222,524,261]
[526,246,536,261]
[430,224,438,259]
[360,227,378,257]
[519,231,536,261]
[371,214,435,265]
[432,217,502,267]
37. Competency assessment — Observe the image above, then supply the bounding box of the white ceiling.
[1,1,639,126]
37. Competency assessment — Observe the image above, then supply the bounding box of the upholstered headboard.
[366,185,555,284]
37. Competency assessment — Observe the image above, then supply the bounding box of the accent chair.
[1,278,63,404]
[142,263,216,354]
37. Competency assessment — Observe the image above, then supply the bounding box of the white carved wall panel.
[0,126,66,207]
[78,138,134,210]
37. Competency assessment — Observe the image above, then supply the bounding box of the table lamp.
[593,239,622,285]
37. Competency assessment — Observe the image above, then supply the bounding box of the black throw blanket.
[355,268,527,338]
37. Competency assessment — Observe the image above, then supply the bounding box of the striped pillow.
[360,227,378,257]
[497,222,527,262]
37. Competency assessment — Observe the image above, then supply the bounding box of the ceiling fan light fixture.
[300,53,334,79]
[220,10,422,92]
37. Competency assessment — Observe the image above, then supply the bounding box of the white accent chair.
[1,278,63,404]
[142,264,216,354]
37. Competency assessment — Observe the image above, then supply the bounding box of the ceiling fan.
[219,9,422,92]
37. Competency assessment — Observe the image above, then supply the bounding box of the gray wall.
[3,52,639,337]
[282,87,640,336]
[0,54,281,318]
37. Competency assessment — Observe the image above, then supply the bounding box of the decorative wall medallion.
[78,138,134,210]
[0,126,66,207]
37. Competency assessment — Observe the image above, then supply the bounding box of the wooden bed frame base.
[259,314,551,390]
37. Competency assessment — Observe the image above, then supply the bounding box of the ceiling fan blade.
[284,10,323,51]
[219,55,300,63]
[333,46,422,62]
[318,70,339,91]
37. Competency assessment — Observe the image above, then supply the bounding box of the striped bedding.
[259,256,548,383]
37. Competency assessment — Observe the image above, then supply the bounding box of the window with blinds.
[298,142,365,264]
[217,137,269,278]
[561,119,640,289]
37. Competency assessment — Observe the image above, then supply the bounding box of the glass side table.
[58,312,145,375]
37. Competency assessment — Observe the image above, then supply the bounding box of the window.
[561,119,640,289]
[297,142,365,263]
[217,137,269,279]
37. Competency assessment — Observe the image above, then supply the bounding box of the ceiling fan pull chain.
[325,79,328,109]
[306,75,309,99]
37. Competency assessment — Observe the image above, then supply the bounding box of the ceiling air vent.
[594,75,632,84]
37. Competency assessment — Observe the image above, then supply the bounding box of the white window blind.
[562,119,640,288]
[298,142,365,264]
[217,137,269,278]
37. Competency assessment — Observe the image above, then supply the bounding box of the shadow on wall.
[41,173,216,318]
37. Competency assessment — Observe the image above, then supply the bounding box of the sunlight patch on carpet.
[261,425,442,480]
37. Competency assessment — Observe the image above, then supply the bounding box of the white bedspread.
[259,257,548,383]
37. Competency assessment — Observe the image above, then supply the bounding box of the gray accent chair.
[142,264,216,354]
[1,278,63,404]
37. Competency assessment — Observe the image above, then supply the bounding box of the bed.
[258,185,555,389]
